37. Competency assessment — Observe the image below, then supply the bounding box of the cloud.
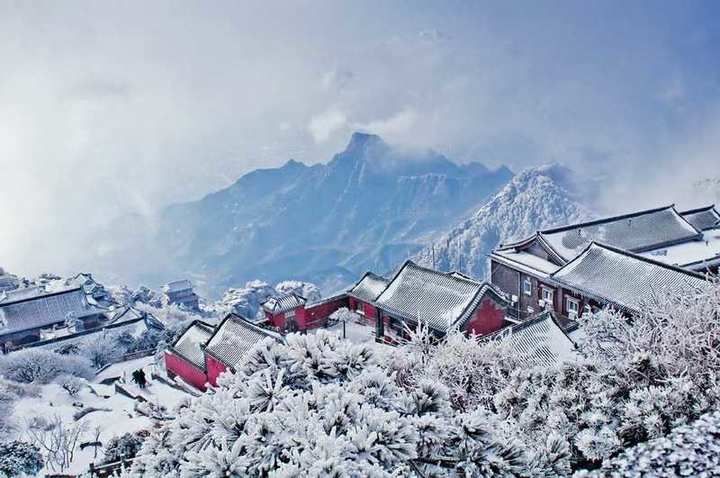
[321,69,354,92]
[308,109,348,143]
[1,0,719,280]
[355,108,418,137]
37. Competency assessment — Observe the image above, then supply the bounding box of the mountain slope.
[414,164,593,279]
[112,133,512,294]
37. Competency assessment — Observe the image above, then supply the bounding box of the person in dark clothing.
[131,369,147,389]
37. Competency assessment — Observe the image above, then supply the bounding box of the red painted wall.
[165,351,208,391]
[301,296,349,330]
[362,303,377,322]
[463,297,508,336]
[205,353,229,387]
[266,310,286,329]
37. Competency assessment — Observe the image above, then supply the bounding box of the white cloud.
[308,109,348,143]
[0,1,717,279]
[355,108,419,138]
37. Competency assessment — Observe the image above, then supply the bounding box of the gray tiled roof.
[681,206,720,231]
[551,243,708,312]
[164,280,193,293]
[348,272,389,302]
[0,286,44,304]
[206,315,280,368]
[172,321,214,369]
[375,261,497,332]
[0,288,105,336]
[539,205,701,261]
[504,312,579,367]
[261,293,306,313]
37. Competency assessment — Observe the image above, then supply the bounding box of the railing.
[88,458,134,477]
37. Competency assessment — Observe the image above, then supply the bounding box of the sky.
[1,0,720,277]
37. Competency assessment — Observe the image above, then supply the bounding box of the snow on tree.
[127,331,542,477]
[205,280,276,320]
[24,415,87,473]
[0,440,44,477]
[328,307,360,324]
[0,349,93,384]
[0,378,40,439]
[574,410,720,477]
[274,280,321,302]
[206,280,322,321]
[576,278,720,376]
[129,285,164,308]
[75,331,124,369]
[54,375,84,398]
[103,432,147,464]
[125,280,720,476]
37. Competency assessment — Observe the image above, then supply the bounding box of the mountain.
[101,133,512,295]
[414,164,593,279]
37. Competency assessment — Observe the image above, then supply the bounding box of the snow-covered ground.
[10,356,192,475]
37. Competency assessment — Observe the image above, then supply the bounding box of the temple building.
[490,204,715,320]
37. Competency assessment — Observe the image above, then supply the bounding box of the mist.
[2,0,720,282]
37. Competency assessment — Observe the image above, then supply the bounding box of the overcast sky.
[1,1,720,276]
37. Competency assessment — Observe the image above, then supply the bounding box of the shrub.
[103,432,147,464]
[55,375,84,397]
[0,349,94,384]
[80,333,123,368]
[0,441,44,477]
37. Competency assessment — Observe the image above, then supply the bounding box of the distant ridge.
[95,132,513,295]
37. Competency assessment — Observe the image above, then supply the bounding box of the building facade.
[490,205,714,321]
[163,280,200,311]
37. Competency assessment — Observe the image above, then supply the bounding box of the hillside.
[414,164,593,279]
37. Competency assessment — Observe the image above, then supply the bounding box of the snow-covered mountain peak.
[414,164,593,278]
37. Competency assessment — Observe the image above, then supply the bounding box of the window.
[566,297,580,317]
[541,288,554,309]
[522,278,532,296]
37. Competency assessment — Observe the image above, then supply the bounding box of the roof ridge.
[540,204,676,235]
[671,205,703,235]
[402,261,484,289]
[680,204,717,215]
[171,319,215,348]
[0,286,84,307]
[553,241,708,280]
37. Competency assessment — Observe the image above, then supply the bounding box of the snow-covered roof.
[112,305,149,322]
[374,261,506,332]
[0,288,106,337]
[0,273,19,292]
[205,314,280,368]
[680,205,720,231]
[347,272,389,302]
[163,280,193,293]
[503,312,579,367]
[171,320,214,369]
[551,243,709,313]
[640,229,720,270]
[0,286,44,304]
[261,293,307,314]
[538,205,701,261]
[492,249,562,277]
[29,310,155,352]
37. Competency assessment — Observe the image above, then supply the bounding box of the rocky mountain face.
[414,164,594,279]
[108,133,512,295]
